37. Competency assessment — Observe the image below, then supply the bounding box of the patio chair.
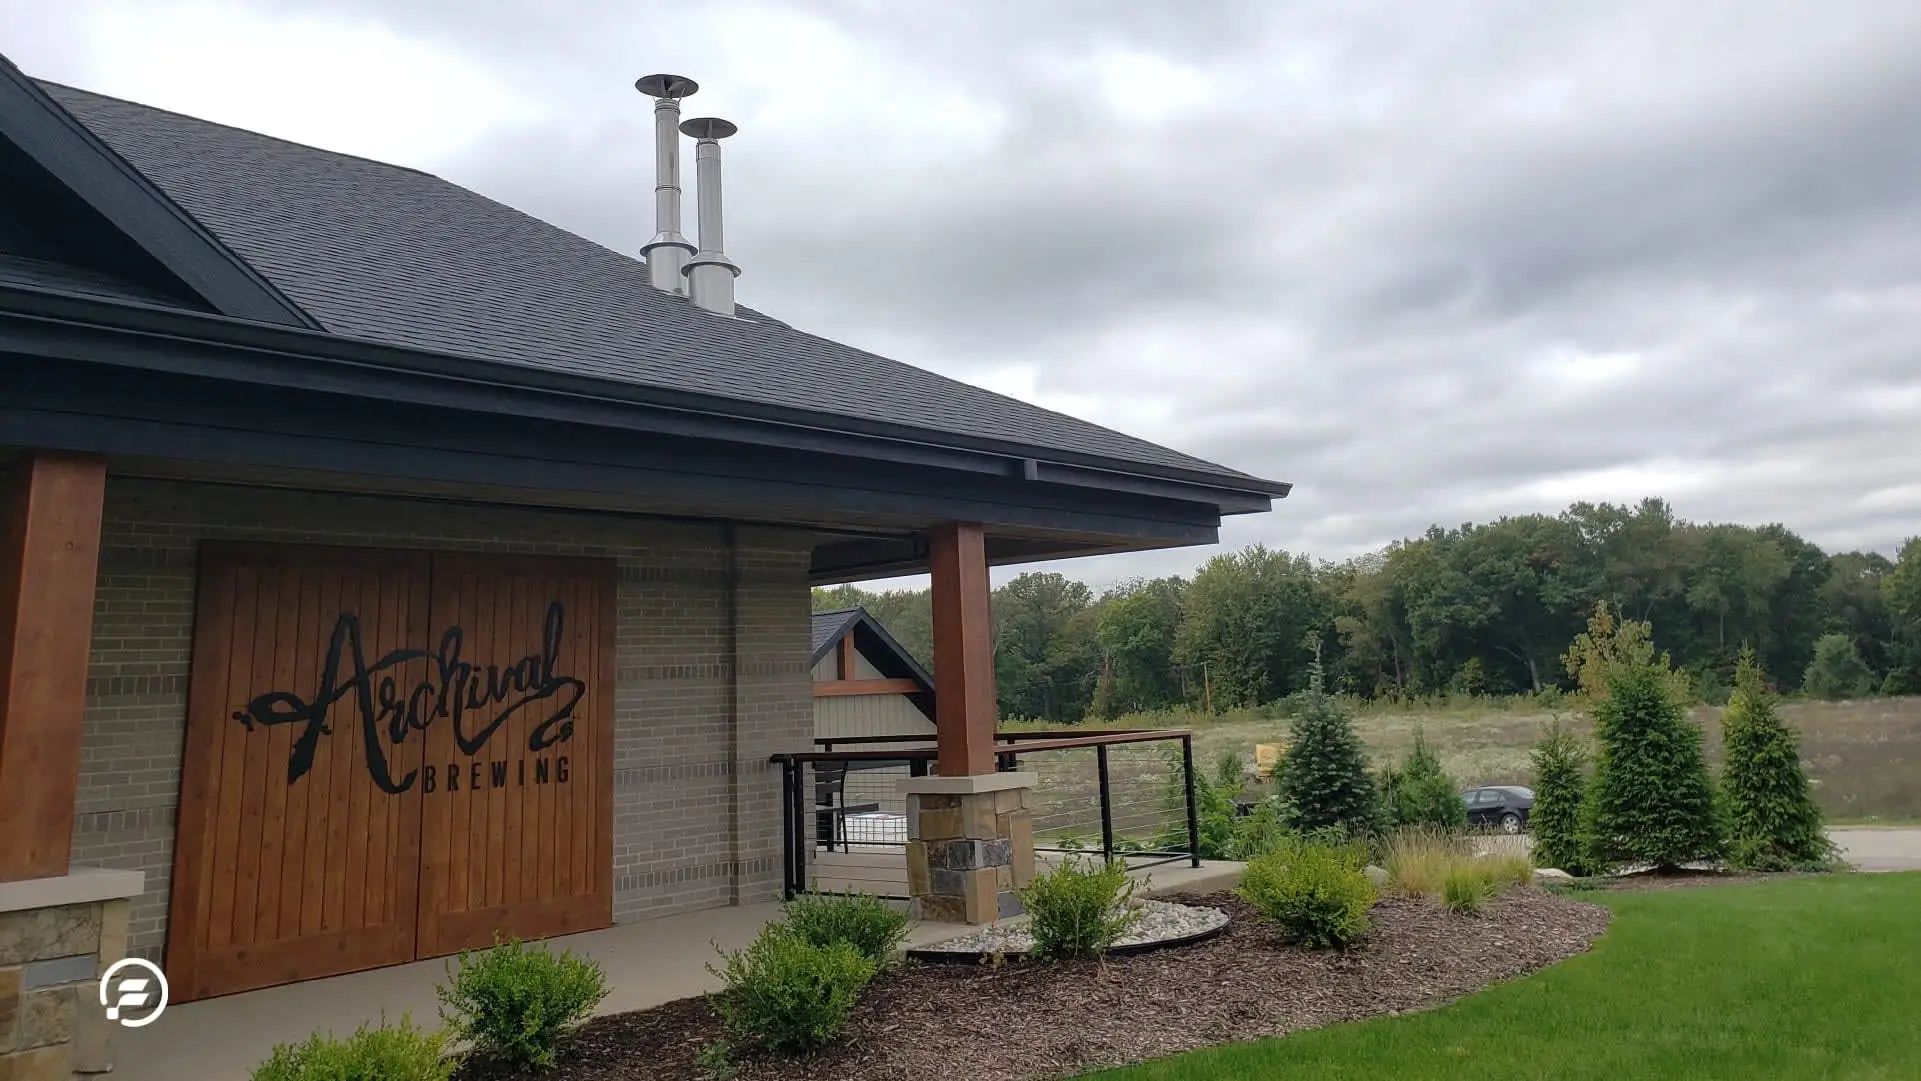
[813,762,882,851]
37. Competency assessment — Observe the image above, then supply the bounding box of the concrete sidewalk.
[119,902,784,1081]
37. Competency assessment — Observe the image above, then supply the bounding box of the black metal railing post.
[1181,734,1201,867]
[789,760,808,897]
[779,760,798,899]
[1097,744,1115,864]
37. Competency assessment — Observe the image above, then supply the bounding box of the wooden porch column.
[905,522,1035,924]
[928,521,997,776]
[0,455,107,882]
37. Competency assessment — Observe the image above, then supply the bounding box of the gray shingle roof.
[36,81,1269,488]
[810,608,862,658]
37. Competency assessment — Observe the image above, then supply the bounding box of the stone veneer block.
[927,868,965,898]
[917,895,967,924]
[916,807,963,842]
[1006,811,1036,887]
[993,787,1026,814]
[905,842,929,897]
[94,901,128,979]
[0,966,19,1053]
[961,867,1000,924]
[1,1043,72,1081]
[960,793,1001,841]
[22,956,93,990]
[16,987,76,1050]
[0,905,100,967]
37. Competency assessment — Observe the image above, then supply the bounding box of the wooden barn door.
[167,544,431,1001]
[168,545,616,1001]
[414,553,615,958]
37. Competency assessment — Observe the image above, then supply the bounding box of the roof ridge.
[32,78,443,180]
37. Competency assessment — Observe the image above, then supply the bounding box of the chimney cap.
[635,73,699,99]
[679,116,738,141]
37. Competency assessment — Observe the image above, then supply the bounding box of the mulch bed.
[455,888,1610,1081]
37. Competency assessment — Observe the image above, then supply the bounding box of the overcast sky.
[8,1,1921,591]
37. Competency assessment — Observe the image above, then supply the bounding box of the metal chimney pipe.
[679,116,742,317]
[634,74,699,295]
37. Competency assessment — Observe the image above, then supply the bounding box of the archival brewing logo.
[99,958,169,1028]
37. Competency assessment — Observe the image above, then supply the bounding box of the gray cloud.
[9,0,1921,592]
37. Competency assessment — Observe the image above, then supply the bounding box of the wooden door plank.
[229,565,282,946]
[162,555,238,992]
[205,564,257,949]
[299,568,341,938]
[252,565,302,944]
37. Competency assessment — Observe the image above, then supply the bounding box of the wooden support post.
[929,522,996,777]
[0,455,107,882]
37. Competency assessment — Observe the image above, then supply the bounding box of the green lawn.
[1091,872,1921,1081]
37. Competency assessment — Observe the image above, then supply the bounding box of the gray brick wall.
[71,478,814,962]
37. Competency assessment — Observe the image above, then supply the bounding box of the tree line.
[813,497,1921,721]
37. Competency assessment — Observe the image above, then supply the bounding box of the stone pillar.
[0,869,144,1079]
[903,772,1037,924]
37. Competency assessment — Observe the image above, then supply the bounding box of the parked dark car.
[1462,786,1535,833]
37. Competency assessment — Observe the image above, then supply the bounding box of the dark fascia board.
[0,362,1228,547]
[0,57,318,329]
[852,614,937,704]
[0,283,1289,514]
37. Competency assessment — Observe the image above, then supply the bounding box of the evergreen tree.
[1585,660,1723,871]
[1722,651,1837,870]
[1277,660,1381,837]
[1801,633,1874,701]
[1529,719,1590,875]
[1380,731,1466,830]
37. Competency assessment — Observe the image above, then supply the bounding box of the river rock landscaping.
[451,887,1611,1081]
[910,899,1231,961]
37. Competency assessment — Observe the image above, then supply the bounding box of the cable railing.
[769,729,1202,900]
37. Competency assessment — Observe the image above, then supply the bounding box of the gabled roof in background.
[17,74,1287,498]
[810,607,935,702]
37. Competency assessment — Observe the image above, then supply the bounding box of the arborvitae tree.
[1380,731,1466,830]
[1277,661,1381,837]
[1722,651,1837,870]
[1801,633,1874,701]
[1584,660,1724,871]
[1529,719,1590,875]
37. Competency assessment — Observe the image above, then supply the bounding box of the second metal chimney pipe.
[634,74,698,295]
[680,116,742,317]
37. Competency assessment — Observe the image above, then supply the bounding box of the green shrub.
[1529,719,1592,875]
[781,890,910,967]
[1015,853,1141,960]
[1275,662,1381,838]
[251,1015,452,1081]
[1380,732,1467,831]
[435,937,609,1071]
[1722,651,1839,870]
[1585,660,1724,872]
[709,924,876,1055]
[1803,633,1874,700]
[1442,868,1491,914]
[1237,839,1376,948]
